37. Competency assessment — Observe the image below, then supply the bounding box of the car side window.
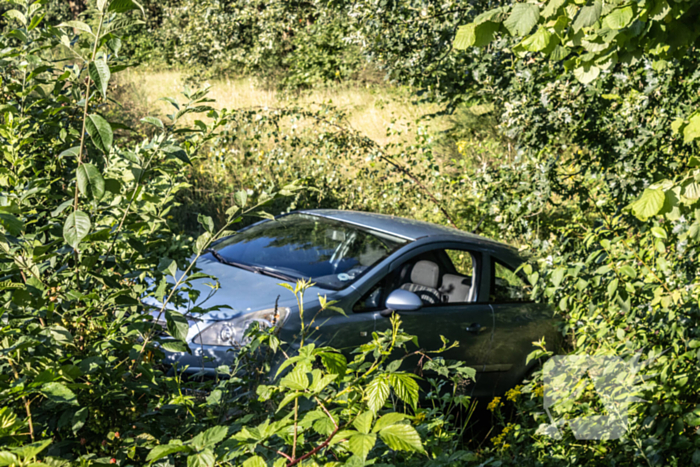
[383,248,478,307]
[353,280,386,313]
[490,260,531,303]
[441,249,476,303]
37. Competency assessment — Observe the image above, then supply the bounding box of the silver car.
[158,210,559,397]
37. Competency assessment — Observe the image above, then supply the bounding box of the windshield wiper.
[204,249,258,273]
[255,267,299,283]
[204,249,298,282]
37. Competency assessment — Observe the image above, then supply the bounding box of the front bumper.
[161,340,239,375]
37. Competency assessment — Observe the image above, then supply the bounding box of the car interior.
[353,249,477,312]
[395,250,475,305]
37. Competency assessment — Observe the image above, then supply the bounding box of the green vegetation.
[1,0,700,465]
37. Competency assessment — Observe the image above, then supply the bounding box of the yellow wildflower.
[534,385,544,397]
[487,396,502,412]
[506,385,523,402]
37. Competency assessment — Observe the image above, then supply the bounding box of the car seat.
[399,260,443,305]
[439,274,472,302]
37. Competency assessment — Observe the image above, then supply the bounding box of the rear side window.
[490,260,531,303]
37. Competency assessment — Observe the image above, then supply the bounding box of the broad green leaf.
[454,24,477,49]
[89,60,110,98]
[684,113,700,144]
[542,0,566,18]
[353,412,374,434]
[330,429,358,446]
[504,3,540,37]
[86,114,113,154]
[607,278,618,296]
[42,382,78,405]
[190,426,228,450]
[234,190,248,207]
[166,310,190,343]
[241,456,267,467]
[158,257,178,277]
[146,444,191,462]
[57,20,93,35]
[162,145,191,165]
[195,232,212,253]
[629,188,665,220]
[77,163,105,201]
[454,21,499,49]
[603,5,634,30]
[161,340,190,353]
[521,26,552,52]
[651,226,667,239]
[388,373,420,408]
[347,433,376,459]
[366,377,390,413]
[0,213,23,236]
[619,265,637,279]
[109,0,145,14]
[474,7,507,24]
[59,146,81,158]
[11,440,52,460]
[280,367,309,391]
[277,392,304,412]
[28,13,44,30]
[141,116,164,129]
[63,211,91,249]
[187,449,215,467]
[313,415,336,436]
[572,0,602,32]
[372,413,409,433]
[4,10,26,25]
[671,118,685,134]
[198,214,215,233]
[379,424,424,453]
[72,407,88,434]
[0,452,18,466]
[573,63,600,84]
[309,372,337,394]
[154,276,167,302]
[684,181,700,201]
[551,267,566,287]
[319,351,347,378]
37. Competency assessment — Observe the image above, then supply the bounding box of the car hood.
[146,253,336,323]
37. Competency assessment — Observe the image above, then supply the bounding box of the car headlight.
[192,307,290,347]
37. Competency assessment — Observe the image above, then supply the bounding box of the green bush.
[0,3,483,465]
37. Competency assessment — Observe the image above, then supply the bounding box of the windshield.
[212,214,409,290]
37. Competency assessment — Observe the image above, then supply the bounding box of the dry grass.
[116,69,448,146]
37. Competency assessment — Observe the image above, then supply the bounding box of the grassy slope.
[116,69,447,147]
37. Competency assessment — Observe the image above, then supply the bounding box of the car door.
[484,253,561,395]
[324,245,498,397]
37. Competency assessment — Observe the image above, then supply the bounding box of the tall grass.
[116,69,448,146]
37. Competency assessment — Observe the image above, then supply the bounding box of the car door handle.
[465,323,482,334]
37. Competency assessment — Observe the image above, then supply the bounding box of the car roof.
[297,209,518,252]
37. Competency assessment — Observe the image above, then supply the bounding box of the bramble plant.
[0,2,480,466]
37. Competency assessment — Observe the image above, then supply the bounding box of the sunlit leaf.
[504,3,540,36]
[63,211,91,249]
[77,163,105,201]
[86,114,113,154]
[89,60,110,98]
[379,424,424,453]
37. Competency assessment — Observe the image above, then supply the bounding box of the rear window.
[213,214,409,289]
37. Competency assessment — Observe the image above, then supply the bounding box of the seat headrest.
[440,274,471,302]
[410,260,439,289]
